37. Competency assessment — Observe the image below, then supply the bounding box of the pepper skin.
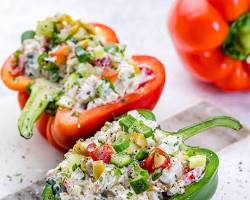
[169,0,250,91]
[42,110,242,200]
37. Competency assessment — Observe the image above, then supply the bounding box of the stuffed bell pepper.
[1,14,165,150]
[42,109,242,200]
[169,0,250,91]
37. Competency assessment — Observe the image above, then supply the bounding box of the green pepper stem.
[223,12,250,60]
[18,78,61,139]
[174,116,242,141]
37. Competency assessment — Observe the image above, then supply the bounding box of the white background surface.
[0,0,249,199]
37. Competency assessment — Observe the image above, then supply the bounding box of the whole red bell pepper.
[2,22,166,151]
[169,0,250,91]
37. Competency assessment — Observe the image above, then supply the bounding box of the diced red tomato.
[101,67,118,82]
[154,148,165,156]
[140,152,155,173]
[160,156,171,169]
[140,148,171,173]
[87,144,113,163]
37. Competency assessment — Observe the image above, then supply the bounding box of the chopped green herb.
[114,168,122,177]
[72,163,78,171]
[136,150,148,161]
[75,46,92,63]
[152,168,162,181]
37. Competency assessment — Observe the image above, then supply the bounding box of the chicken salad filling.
[44,110,207,200]
[12,14,154,113]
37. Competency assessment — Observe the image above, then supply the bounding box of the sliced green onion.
[21,30,36,42]
[152,168,162,181]
[42,63,60,82]
[75,46,92,63]
[37,52,48,67]
[104,44,119,53]
[136,150,148,161]
[112,137,130,153]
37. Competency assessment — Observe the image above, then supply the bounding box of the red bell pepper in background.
[169,0,250,91]
[3,23,166,151]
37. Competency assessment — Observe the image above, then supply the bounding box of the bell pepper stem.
[223,12,250,60]
[18,78,61,139]
[174,116,242,141]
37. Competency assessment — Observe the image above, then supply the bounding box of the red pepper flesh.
[169,0,250,91]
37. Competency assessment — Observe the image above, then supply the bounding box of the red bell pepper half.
[169,0,250,91]
[2,21,166,151]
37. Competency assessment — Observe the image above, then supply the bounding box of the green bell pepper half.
[42,109,242,200]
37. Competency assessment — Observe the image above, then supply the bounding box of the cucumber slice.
[36,20,55,37]
[189,155,207,169]
[112,137,129,153]
[93,45,105,58]
[129,177,150,194]
[64,73,80,89]
[119,115,136,131]
[110,153,132,167]
[18,78,61,139]
[77,63,96,78]
[65,153,85,172]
